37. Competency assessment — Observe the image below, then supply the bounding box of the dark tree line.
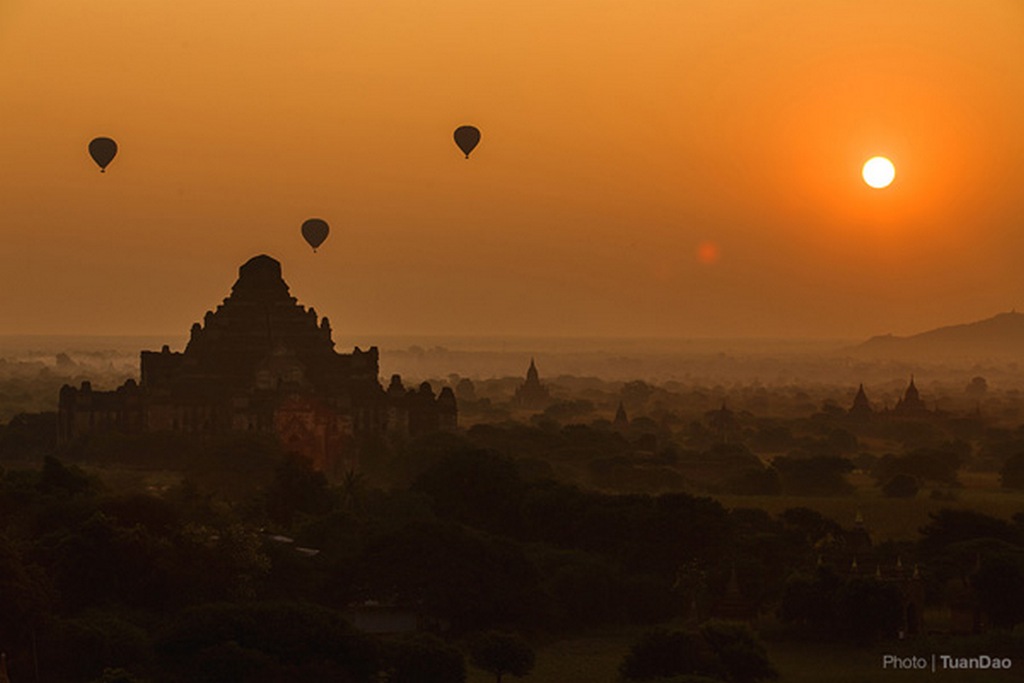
[0,418,1022,680]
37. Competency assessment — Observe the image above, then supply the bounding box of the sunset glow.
[0,1,1023,340]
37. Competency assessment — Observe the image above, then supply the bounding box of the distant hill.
[851,311,1024,360]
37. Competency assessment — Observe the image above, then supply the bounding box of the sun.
[862,156,895,189]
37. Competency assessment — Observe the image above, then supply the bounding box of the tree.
[1000,453,1024,490]
[468,631,534,683]
[0,534,51,664]
[38,614,152,683]
[872,447,963,486]
[834,578,903,644]
[36,511,175,612]
[780,507,842,547]
[699,621,777,683]
[359,521,543,631]
[263,453,335,528]
[825,428,858,454]
[0,412,57,459]
[772,456,854,496]
[389,633,465,683]
[91,668,150,683]
[723,467,780,495]
[411,449,525,537]
[882,474,919,498]
[155,601,379,682]
[619,629,722,681]
[918,509,1023,557]
[778,567,840,633]
[37,456,96,497]
[965,376,988,398]
[542,399,595,422]
[339,469,367,514]
[544,553,618,626]
[973,552,1024,630]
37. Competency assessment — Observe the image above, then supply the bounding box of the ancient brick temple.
[58,255,456,474]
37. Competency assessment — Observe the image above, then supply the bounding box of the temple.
[512,358,551,409]
[58,255,456,474]
[892,376,929,417]
[846,379,935,420]
[848,383,873,419]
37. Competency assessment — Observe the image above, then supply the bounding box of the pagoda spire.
[526,357,539,383]
[614,401,629,429]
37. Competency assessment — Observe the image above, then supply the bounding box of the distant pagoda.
[892,376,929,417]
[613,401,630,430]
[513,358,551,410]
[848,384,874,419]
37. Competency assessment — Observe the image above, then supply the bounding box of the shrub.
[468,631,534,683]
[619,629,721,681]
[882,474,919,498]
[1000,453,1024,490]
[388,633,465,683]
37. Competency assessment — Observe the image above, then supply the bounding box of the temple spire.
[527,357,539,383]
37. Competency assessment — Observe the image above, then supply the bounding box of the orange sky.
[2,1,1023,341]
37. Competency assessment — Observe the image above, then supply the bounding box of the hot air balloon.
[301,218,330,252]
[453,125,480,159]
[88,137,118,172]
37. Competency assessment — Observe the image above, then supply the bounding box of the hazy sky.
[2,1,1023,340]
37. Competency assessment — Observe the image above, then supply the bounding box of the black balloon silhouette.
[301,218,330,252]
[88,137,118,172]
[453,125,480,159]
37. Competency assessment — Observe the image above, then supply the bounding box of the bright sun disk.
[862,156,895,189]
